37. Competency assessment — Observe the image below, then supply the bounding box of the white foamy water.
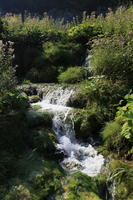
[32,86,104,176]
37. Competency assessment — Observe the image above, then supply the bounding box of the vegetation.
[101,94,133,159]
[58,67,86,83]
[0,4,133,200]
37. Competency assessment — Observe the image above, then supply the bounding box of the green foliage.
[56,172,103,200]
[22,79,32,85]
[0,92,29,113]
[32,129,56,155]
[84,6,133,36]
[101,94,133,158]
[116,94,133,148]
[68,23,102,44]
[91,35,133,85]
[42,41,83,66]
[101,120,123,153]
[0,40,16,95]
[26,109,52,128]
[26,66,58,83]
[30,161,63,199]
[70,79,127,118]
[101,121,122,142]
[109,160,133,200]
[5,185,32,200]
[29,95,41,103]
[58,67,86,84]
[73,104,104,139]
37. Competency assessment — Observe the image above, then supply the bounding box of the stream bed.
[32,86,104,177]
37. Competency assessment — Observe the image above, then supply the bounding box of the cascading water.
[32,86,104,177]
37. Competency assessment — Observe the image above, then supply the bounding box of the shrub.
[116,94,133,143]
[41,42,83,67]
[101,94,133,158]
[91,35,133,85]
[68,23,102,44]
[0,92,29,113]
[0,40,16,95]
[26,66,58,83]
[71,79,127,119]
[101,120,123,153]
[73,104,104,139]
[58,67,86,84]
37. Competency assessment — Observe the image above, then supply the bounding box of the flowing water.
[32,86,104,177]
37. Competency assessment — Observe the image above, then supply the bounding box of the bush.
[0,40,16,95]
[68,23,102,44]
[58,67,86,83]
[91,35,133,85]
[41,42,83,67]
[70,79,127,119]
[101,94,133,158]
[73,105,104,139]
[0,92,29,113]
[101,120,123,153]
[116,94,133,143]
[26,66,58,83]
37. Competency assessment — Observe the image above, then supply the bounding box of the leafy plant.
[0,40,16,95]
[91,35,133,85]
[116,94,133,142]
[58,67,86,83]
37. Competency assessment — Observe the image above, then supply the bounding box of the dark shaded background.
[0,0,132,17]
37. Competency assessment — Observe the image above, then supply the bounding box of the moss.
[26,109,52,128]
[79,192,102,200]
[55,172,106,200]
[29,95,41,103]
[58,67,86,84]
[73,106,103,139]
[30,160,64,199]
[32,129,56,155]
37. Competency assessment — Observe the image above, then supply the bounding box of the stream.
[32,86,104,177]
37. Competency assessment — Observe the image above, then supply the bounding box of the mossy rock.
[58,172,104,200]
[79,192,102,200]
[68,91,88,108]
[26,109,52,128]
[29,95,41,103]
[30,160,64,199]
[74,109,102,139]
[32,129,57,155]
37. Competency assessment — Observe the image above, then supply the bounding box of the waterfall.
[84,54,92,69]
[32,86,104,177]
